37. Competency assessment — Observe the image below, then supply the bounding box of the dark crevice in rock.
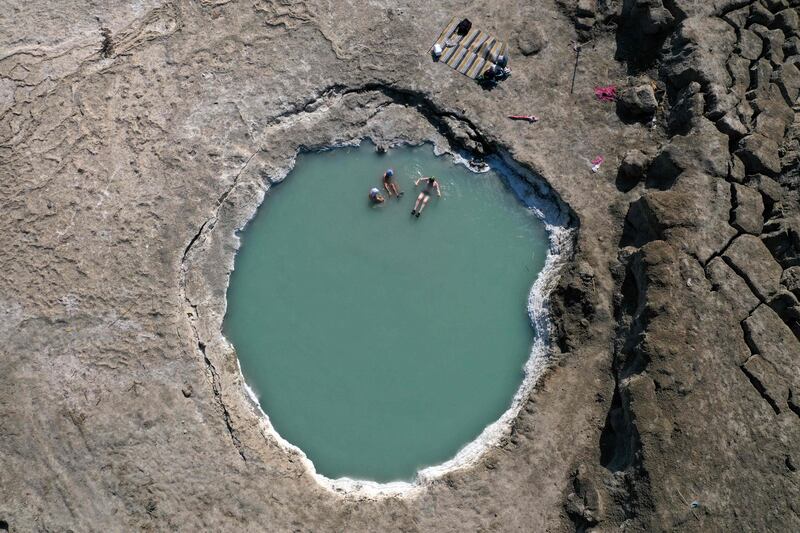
[199,341,247,462]
[737,304,785,416]
[729,181,738,227]
[703,229,742,268]
[99,27,114,58]
[215,150,261,208]
[722,254,769,305]
[740,359,781,414]
[595,251,653,527]
[182,219,208,261]
[599,385,634,472]
[601,262,639,469]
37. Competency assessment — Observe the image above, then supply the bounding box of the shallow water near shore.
[224,143,549,483]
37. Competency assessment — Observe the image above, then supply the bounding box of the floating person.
[369,187,385,204]
[383,168,403,198]
[411,176,441,218]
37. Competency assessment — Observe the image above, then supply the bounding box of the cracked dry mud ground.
[2,0,800,531]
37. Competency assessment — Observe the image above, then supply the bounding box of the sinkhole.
[224,142,556,483]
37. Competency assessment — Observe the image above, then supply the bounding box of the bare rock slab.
[736,134,782,175]
[626,171,736,263]
[707,257,761,321]
[724,234,784,301]
[732,183,765,235]
[743,304,800,390]
[741,354,788,414]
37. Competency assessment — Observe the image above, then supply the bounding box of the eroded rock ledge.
[563,0,800,529]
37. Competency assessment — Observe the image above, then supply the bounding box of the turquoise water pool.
[224,143,550,482]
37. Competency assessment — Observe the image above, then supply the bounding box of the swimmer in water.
[369,187,385,204]
[382,168,403,198]
[411,176,441,217]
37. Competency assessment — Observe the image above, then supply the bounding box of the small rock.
[769,289,799,317]
[732,183,765,234]
[737,28,764,60]
[746,173,784,213]
[617,83,658,119]
[736,134,782,175]
[775,61,800,106]
[729,154,746,183]
[375,143,387,154]
[749,2,775,27]
[619,149,651,179]
[516,24,546,56]
[737,97,755,125]
[750,22,771,40]
[764,29,786,63]
[724,234,784,301]
[784,35,800,56]
[717,112,749,138]
[182,384,193,398]
[642,7,675,35]
[754,110,787,141]
[705,84,739,121]
[750,59,773,97]
[668,82,705,131]
[774,8,799,35]
[782,266,800,296]
[761,215,800,267]
[751,95,795,127]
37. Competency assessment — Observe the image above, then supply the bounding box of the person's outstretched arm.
[414,178,421,186]
[436,182,442,196]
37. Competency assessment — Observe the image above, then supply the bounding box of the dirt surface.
[1,0,799,531]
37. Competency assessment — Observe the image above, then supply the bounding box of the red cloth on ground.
[594,85,617,101]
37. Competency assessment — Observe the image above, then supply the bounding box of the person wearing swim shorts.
[383,168,402,198]
[411,176,441,217]
[369,187,385,204]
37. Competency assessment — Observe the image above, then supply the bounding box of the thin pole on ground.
[570,42,580,95]
[570,38,594,95]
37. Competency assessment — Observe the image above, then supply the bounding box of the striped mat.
[431,17,508,79]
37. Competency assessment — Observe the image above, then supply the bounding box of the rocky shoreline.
[1,0,798,530]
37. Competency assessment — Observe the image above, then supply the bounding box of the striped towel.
[431,17,508,79]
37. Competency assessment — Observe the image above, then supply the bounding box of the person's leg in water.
[390,182,402,197]
[415,195,430,217]
[412,192,425,215]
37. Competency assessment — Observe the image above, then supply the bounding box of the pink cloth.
[594,85,617,102]
[591,156,604,165]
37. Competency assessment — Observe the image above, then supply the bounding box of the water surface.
[225,143,549,482]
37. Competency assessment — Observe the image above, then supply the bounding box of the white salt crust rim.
[228,140,576,498]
